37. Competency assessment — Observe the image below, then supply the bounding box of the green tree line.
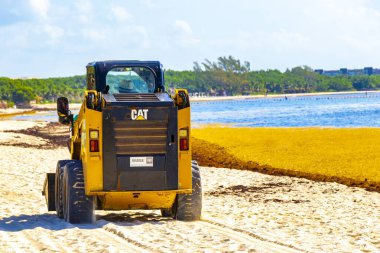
[0,75,86,105]
[1,56,380,106]
[165,56,380,95]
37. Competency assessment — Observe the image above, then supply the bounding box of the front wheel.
[55,160,71,219]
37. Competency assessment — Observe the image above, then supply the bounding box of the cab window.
[106,67,155,94]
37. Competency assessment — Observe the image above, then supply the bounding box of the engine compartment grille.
[113,120,167,155]
[113,93,159,102]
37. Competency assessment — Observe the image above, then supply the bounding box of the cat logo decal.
[131,109,149,120]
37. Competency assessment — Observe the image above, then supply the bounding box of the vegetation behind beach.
[1,56,380,106]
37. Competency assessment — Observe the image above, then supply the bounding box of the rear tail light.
[89,129,99,152]
[180,138,189,150]
[90,140,99,152]
[179,128,189,151]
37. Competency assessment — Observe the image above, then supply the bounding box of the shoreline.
[0,109,36,118]
[0,103,82,117]
[0,90,378,115]
[190,90,380,102]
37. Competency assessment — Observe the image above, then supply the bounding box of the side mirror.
[57,97,72,125]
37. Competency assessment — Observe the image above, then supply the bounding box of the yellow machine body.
[67,89,192,211]
[42,61,202,224]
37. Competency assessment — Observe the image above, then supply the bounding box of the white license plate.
[130,157,154,167]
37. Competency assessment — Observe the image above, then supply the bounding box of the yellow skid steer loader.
[42,61,202,223]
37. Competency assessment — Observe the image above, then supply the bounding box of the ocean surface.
[9,92,380,127]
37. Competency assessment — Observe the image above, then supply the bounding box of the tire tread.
[175,161,202,221]
[62,160,95,224]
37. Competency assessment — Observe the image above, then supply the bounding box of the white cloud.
[129,25,150,49]
[73,0,93,24]
[43,24,64,45]
[270,30,310,49]
[211,31,260,51]
[29,0,50,18]
[0,23,31,49]
[75,0,92,13]
[142,0,155,8]
[109,4,131,21]
[81,24,149,50]
[174,20,200,47]
[82,28,107,42]
[0,22,65,49]
[208,29,310,54]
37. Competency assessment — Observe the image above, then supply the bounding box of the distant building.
[339,68,348,75]
[364,67,373,75]
[314,67,380,76]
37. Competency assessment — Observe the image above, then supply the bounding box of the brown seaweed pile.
[3,122,68,149]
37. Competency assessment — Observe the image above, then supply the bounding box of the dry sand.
[30,103,82,111]
[0,104,81,117]
[0,120,379,252]
[0,109,35,117]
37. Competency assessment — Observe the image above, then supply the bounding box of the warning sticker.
[130,157,154,167]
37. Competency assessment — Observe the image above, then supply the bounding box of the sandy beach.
[0,108,35,117]
[0,103,82,117]
[0,120,379,252]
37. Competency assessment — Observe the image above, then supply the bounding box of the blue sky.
[1,0,380,77]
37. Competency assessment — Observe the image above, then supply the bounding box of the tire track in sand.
[200,216,310,253]
[102,223,164,253]
[0,225,69,252]
[0,231,42,252]
[0,218,151,253]
[79,226,151,253]
[59,222,152,253]
[98,216,306,253]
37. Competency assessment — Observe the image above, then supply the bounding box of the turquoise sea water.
[191,92,380,127]
[8,92,380,127]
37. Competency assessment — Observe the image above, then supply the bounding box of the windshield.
[106,67,155,94]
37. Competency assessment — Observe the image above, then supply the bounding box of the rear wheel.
[55,160,71,218]
[173,161,202,221]
[62,160,95,224]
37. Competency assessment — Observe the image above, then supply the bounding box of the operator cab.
[86,61,165,94]
[107,67,155,94]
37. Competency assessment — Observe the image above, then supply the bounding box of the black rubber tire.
[174,161,202,221]
[62,160,95,224]
[55,160,71,218]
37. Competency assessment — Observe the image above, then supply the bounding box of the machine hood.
[102,93,174,107]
